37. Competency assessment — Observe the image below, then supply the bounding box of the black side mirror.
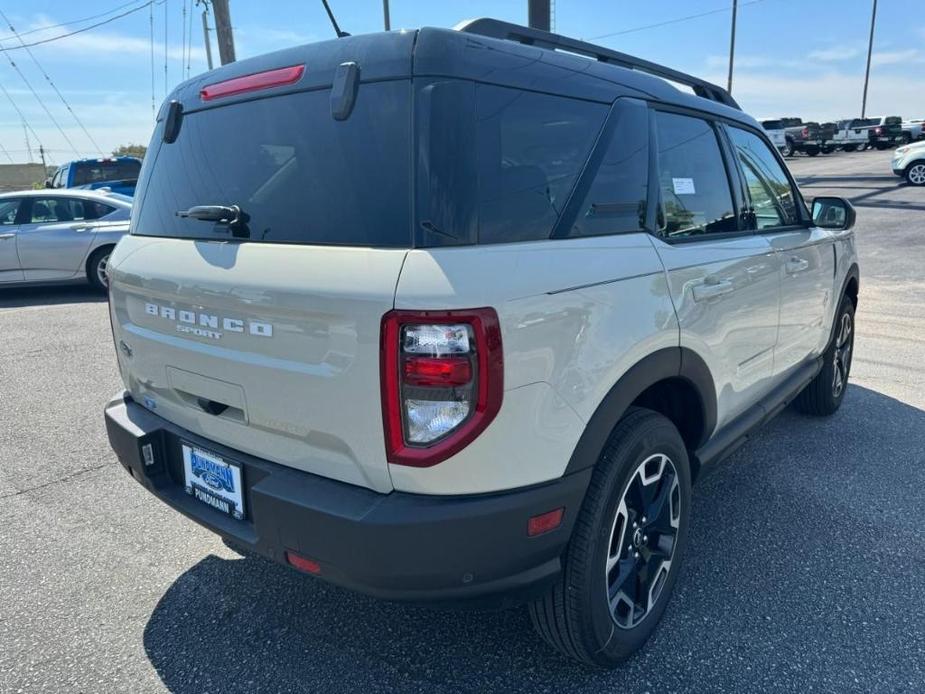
[44,179,53,189]
[812,196,856,231]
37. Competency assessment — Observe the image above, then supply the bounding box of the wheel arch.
[563,347,716,479]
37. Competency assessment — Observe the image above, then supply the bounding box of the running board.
[694,357,823,469]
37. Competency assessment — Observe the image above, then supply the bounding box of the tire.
[905,161,925,186]
[902,132,912,145]
[782,139,795,157]
[805,146,820,157]
[793,296,855,416]
[86,245,113,291]
[528,408,692,666]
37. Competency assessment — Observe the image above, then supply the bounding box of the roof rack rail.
[455,18,741,110]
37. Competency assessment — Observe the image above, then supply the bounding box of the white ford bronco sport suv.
[104,20,860,666]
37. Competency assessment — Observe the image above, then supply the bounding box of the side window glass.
[476,85,607,244]
[727,127,797,229]
[654,112,736,238]
[569,102,648,237]
[0,199,20,225]
[28,198,80,223]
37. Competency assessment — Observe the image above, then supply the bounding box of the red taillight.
[381,308,503,467]
[874,126,882,135]
[285,550,321,575]
[200,65,305,101]
[528,508,565,537]
[802,127,809,137]
[403,356,472,387]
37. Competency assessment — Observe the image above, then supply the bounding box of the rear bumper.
[104,393,591,604]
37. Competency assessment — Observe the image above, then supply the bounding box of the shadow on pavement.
[0,283,105,308]
[143,385,925,693]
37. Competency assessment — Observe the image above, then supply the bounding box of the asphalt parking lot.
[1,148,923,693]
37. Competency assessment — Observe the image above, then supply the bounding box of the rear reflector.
[285,550,321,575]
[528,508,564,537]
[200,65,305,101]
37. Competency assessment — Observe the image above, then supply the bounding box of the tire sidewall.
[87,247,111,291]
[822,298,856,408]
[573,413,693,661]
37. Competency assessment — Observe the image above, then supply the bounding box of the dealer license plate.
[182,444,245,520]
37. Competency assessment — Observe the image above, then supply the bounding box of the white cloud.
[704,70,923,121]
[807,46,860,62]
[871,49,923,66]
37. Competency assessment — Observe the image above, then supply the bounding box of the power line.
[164,0,169,98]
[0,79,43,150]
[149,2,156,121]
[586,0,769,41]
[0,141,14,163]
[0,51,79,155]
[0,9,105,156]
[186,0,194,78]
[0,2,156,52]
[1,1,149,41]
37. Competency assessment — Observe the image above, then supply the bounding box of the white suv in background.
[893,140,925,185]
[104,20,860,666]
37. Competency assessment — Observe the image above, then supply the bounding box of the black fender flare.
[563,347,716,475]
[826,263,860,347]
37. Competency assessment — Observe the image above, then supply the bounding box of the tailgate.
[109,236,406,492]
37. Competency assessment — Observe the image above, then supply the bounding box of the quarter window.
[727,127,798,229]
[654,112,737,238]
[476,86,607,244]
[569,101,648,237]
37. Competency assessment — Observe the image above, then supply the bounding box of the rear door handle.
[70,223,95,232]
[786,256,810,274]
[0,233,14,240]
[692,278,734,301]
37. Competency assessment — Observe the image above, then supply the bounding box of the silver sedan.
[0,189,131,290]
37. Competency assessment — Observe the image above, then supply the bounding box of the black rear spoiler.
[455,18,740,110]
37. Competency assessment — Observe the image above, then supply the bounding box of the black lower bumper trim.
[104,393,592,604]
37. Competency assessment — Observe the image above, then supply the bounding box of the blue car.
[47,156,142,197]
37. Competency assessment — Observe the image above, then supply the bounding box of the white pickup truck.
[760,119,787,154]
[902,119,925,144]
[832,119,873,151]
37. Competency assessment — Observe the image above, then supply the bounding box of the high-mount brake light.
[381,309,503,467]
[200,65,305,101]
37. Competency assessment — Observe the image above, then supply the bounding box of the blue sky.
[0,0,922,163]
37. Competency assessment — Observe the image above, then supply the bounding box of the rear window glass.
[133,81,411,247]
[761,120,783,130]
[73,160,141,185]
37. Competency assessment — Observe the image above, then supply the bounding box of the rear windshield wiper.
[176,205,250,238]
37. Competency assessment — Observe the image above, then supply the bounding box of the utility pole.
[211,0,236,65]
[382,0,391,31]
[528,0,550,31]
[861,0,877,118]
[201,7,214,70]
[38,144,46,170]
[727,0,738,94]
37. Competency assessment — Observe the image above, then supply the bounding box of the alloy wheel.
[96,253,110,289]
[908,164,925,186]
[832,311,853,398]
[605,453,681,629]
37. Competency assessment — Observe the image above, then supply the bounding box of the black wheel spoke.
[605,453,682,630]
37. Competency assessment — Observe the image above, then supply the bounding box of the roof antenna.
[320,0,350,37]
